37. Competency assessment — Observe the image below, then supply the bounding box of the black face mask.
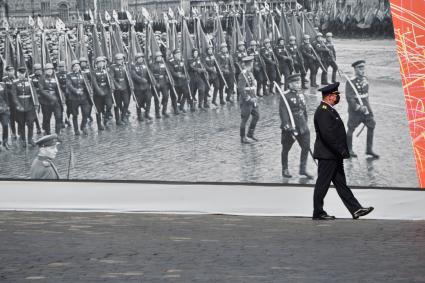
[334,94,340,105]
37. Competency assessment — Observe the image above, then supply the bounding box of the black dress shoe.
[312,213,336,220]
[299,169,314,179]
[366,151,380,159]
[349,151,358,158]
[241,137,251,144]
[353,207,374,219]
[247,134,258,142]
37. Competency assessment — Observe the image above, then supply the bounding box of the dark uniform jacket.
[234,50,247,73]
[39,75,60,106]
[151,61,169,85]
[247,48,265,80]
[238,69,257,113]
[345,76,372,115]
[109,64,129,91]
[216,53,234,76]
[279,90,309,135]
[130,62,150,91]
[300,43,317,65]
[30,155,60,179]
[0,82,10,114]
[11,78,35,112]
[188,57,204,77]
[168,58,187,87]
[324,41,336,62]
[66,72,89,101]
[314,41,331,63]
[287,44,304,66]
[274,44,292,66]
[57,71,67,93]
[313,101,350,160]
[203,55,218,80]
[92,67,112,97]
[3,75,15,109]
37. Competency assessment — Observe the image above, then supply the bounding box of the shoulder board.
[42,160,51,167]
[321,104,328,110]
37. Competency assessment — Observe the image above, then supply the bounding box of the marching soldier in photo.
[234,41,248,99]
[92,56,114,130]
[39,63,63,136]
[279,73,313,179]
[300,35,319,88]
[3,66,17,140]
[274,37,294,90]
[110,53,131,124]
[238,55,259,144]
[66,60,91,135]
[312,82,374,220]
[130,52,153,121]
[169,49,194,113]
[151,51,171,118]
[29,64,43,134]
[30,133,60,179]
[12,66,37,147]
[80,57,94,123]
[247,40,267,97]
[346,60,379,158]
[216,43,235,105]
[0,81,10,151]
[313,33,331,85]
[324,33,338,84]
[56,61,70,128]
[203,45,220,107]
[261,38,278,95]
[188,48,208,109]
[287,36,308,89]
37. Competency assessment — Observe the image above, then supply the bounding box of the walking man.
[30,134,60,179]
[312,82,374,220]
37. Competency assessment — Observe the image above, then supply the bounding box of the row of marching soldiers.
[0,30,337,150]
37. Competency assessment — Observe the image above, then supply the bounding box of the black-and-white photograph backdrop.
[0,0,418,188]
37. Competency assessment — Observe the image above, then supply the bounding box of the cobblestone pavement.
[0,39,418,188]
[0,211,424,283]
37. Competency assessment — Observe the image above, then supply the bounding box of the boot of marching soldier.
[204,46,220,108]
[217,43,235,106]
[131,53,153,121]
[169,49,193,113]
[238,56,259,144]
[39,63,63,136]
[345,60,379,159]
[279,74,313,179]
[12,67,37,147]
[188,48,207,109]
[110,53,131,125]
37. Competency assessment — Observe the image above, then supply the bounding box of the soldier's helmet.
[115,53,125,60]
[58,61,66,67]
[135,53,144,60]
[206,45,213,51]
[155,51,163,58]
[71,60,80,67]
[316,32,323,38]
[264,38,271,44]
[238,40,245,46]
[304,34,310,40]
[79,57,88,62]
[173,49,181,55]
[192,48,199,55]
[326,32,333,38]
[289,35,296,41]
[95,56,106,63]
[220,43,228,49]
[33,63,42,70]
[277,37,284,43]
[44,63,54,70]
[250,40,257,46]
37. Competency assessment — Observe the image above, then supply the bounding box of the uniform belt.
[100,82,107,86]
[118,78,124,82]
[293,110,304,116]
[245,87,256,91]
[18,95,31,98]
[155,75,165,79]
[358,93,368,98]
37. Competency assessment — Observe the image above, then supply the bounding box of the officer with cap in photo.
[312,82,374,220]
[30,134,60,179]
